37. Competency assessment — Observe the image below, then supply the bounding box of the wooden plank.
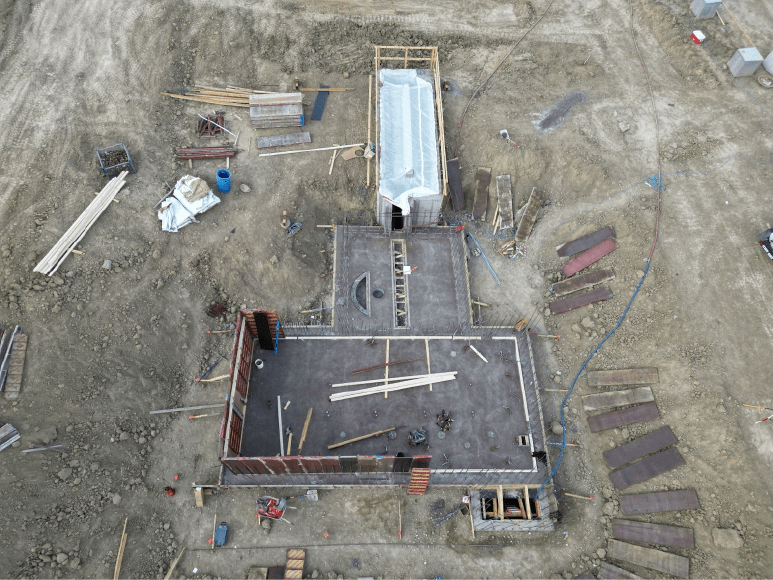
[497,485,504,520]
[609,448,685,490]
[598,561,642,579]
[257,132,311,149]
[562,237,618,277]
[248,92,303,105]
[114,518,128,579]
[473,167,491,220]
[582,387,654,411]
[557,226,616,257]
[515,188,542,242]
[524,486,531,520]
[588,368,660,387]
[607,539,689,579]
[613,520,694,549]
[495,175,514,231]
[587,402,659,433]
[552,267,615,297]
[447,158,464,211]
[2,333,27,399]
[194,486,204,508]
[620,489,700,515]
[604,426,678,469]
[297,408,313,453]
[550,286,613,315]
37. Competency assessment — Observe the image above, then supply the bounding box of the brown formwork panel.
[613,520,695,549]
[619,489,700,515]
[358,456,378,473]
[598,561,642,580]
[319,458,342,473]
[587,367,659,387]
[582,387,654,412]
[551,267,615,297]
[609,448,685,490]
[587,402,659,433]
[262,457,291,475]
[550,286,613,315]
[473,167,491,220]
[515,188,542,243]
[562,237,618,277]
[607,539,689,579]
[604,426,677,469]
[557,226,616,257]
[282,457,306,474]
[299,457,325,473]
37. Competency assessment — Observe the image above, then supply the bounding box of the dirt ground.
[2,0,773,578]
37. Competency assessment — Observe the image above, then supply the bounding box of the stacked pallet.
[249,93,304,128]
[34,172,128,276]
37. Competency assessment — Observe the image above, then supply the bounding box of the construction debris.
[257,132,311,149]
[515,187,542,243]
[436,409,454,431]
[197,112,225,137]
[0,422,20,452]
[157,175,221,232]
[249,93,304,128]
[408,427,428,447]
[175,146,235,160]
[327,425,403,450]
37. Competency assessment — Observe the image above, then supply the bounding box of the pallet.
[587,402,659,433]
[607,539,689,579]
[257,133,311,149]
[557,226,615,257]
[473,167,491,220]
[598,561,642,580]
[582,387,654,412]
[609,448,685,490]
[495,175,514,231]
[552,267,615,297]
[515,188,542,243]
[604,426,677,469]
[562,237,618,277]
[284,548,305,579]
[588,367,659,387]
[3,334,27,400]
[549,286,613,315]
[613,520,694,549]
[619,489,700,515]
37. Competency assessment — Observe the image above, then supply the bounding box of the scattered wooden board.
[557,226,616,257]
[495,175,514,231]
[552,267,615,297]
[607,539,689,579]
[619,489,700,515]
[582,387,654,412]
[473,167,491,220]
[562,237,618,277]
[588,368,659,387]
[609,448,685,490]
[515,187,542,243]
[604,426,677,469]
[257,132,311,149]
[598,562,642,580]
[613,520,695,549]
[587,402,659,433]
[550,286,613,315]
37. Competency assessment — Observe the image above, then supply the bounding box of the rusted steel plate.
[550,286,612,315]
[582,387,654,412]
[598,562,642,580]
[496,175,514,230]
[446,158,464,211]
[473,167,491,220]
[563,237,618,277]
[587,402,659,433]
[588,368,659,387]
[609,448,685,490]
[604,426,677,469]
[515,188,542,242]
[552,267,615,297]
[613,520,695,549]
[557,226,616,257]
[620,489,700,515]
[607,539,689,579]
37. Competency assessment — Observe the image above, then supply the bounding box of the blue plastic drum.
[216,168,231,193]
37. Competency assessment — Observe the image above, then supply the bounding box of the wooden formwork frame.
[374,46,449,219]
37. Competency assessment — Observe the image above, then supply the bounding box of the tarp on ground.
[158,175,221,232]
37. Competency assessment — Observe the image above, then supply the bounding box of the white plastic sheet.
[378,69,440,215]
[158,175,221,232]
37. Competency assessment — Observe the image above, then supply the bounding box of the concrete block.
[728,47,764,77]
[763,50,773,74]
[690,0,721,18]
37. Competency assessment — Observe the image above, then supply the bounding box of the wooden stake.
[497,485,505,521]
[524,486,532,520]
[284,400,291,410]
[298,408,313,453]
[717,11,725,25]
[277,395,284,456]
[71,249,85,255]
[114,518,128,579]
[384,339,390,399]
[562,492,594,500]
[164,546,185,580]
[398,499,402,539]
[299,87,354,92]
[234,131,240,148]
[471,300,490,307]
[197,374,229,383]
[286,432,293,455]
[211,514,217,551]
[329,149,338,175]
[367,74,373,187]
[259,143,363,158]
[469,496,476,539]
[150,403,223,415]
[425,339,432,391]
[744,404,773,411]
[327,425,403,449]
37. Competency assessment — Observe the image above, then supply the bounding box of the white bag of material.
[158,175,221,232]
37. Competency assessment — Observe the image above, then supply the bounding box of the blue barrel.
[216,168,231,193]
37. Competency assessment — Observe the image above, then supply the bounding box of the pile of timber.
[161,85,274,108]
[250,93,304,128]
[175,146,235,160]
[34,172,128,276]
[330,372,457,401]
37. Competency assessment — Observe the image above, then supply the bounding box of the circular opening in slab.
[437,431,446,439]
[372,288,384,298]
[255,359,264,369]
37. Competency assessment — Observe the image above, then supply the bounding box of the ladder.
[407,468,431,495]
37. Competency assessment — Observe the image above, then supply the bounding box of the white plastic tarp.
[158,175,221,232]
[378,69,440,215]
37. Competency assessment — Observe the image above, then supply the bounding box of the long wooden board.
[496,175,514,231]
[257,132,311,149]
[613,520,695,549]
[607,539,689,579]
[550,286,613,315]
[515,188,542,242]
[582,387,654,411]
[557,226,616,257]
[609,448,685,490]
[473,167,491,220]
[587,402,659,433]
[604,426,677,469]
[588,368,659,387]
[552,267,615,297]
[562,237,618,277]
[2,333,27,400]
[598,562,642,580]
[446,158,464,211]
[619,490,700,515]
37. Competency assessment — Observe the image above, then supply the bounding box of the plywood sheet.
[257,132,311,149]
[496,175,514,230]
[550,286,613,315]
[557,226,616,257]
[613,520,695,549]
[620,489,700,515]
[552,267,615,297]
[515,188,542,242]
[473,167,491,220]
[607,539,689,579]
[562,237,618,277]
[588,368,659,387]
[598,562,642,580]
[609,448,685,490]
[604,426,677,469]
[587,402,659,433]
[582,387,654,411]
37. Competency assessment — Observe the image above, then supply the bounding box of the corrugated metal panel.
[446,158,464,211]
[609,448,685,489]
[604,426,677,469]
[587,402,659,433]
[557,226,616,257]
[552,267,615,297]
[613,520,694,548]
[473,167,491,220]
[598,562,641,580]
[607,539,689,579]
[588,367,659,387]
[582,387,654,411]
[515,188,542,243]
[550,286,613,315]
[562,237,618,277]
[619,489,700,515]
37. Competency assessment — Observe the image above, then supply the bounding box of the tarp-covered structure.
[377,69,441,229]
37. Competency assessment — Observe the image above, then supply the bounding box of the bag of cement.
[158,175,221,232]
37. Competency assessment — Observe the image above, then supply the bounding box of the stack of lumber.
[175,146,235,160]
[250,93,304,128]
[330,372,457,401]
[161,85,276,108]
[34,172,128,276]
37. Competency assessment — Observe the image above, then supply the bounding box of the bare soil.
[1,0,773,578]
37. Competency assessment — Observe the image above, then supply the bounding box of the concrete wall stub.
[690,0,721,19]
[728,47,763,77]
[763,50,773,74]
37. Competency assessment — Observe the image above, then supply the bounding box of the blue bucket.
[216,168,231,193]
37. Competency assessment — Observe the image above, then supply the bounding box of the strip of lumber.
[164,546,186,579]
[619,490,699,515]
[330,373,457,398]
[350,357,424,374]
[197,374,229,383]
[552,268,615,297]
[587,368,659,387]
[587,402,659,433]
[161,93,250,107]
[515,187,542,243]
[609,448,685,490]
[297,408,313,453]
[259,143,364,157]
[562,237,618,277]
[330,374,457,401]
[114,518,128,579]
[328,425,403,449]
[613,520,694,549]
[604,426,677,469]
[598,561,642,580]
[550,286,613,314]
[557,226,616,257]
[150,403,223,415]
[581,387,654,412]
[606,539,689,579]
[367,74,372,187]
[332,372,455,388]
[278,396,284,457]
[299,87,353,92]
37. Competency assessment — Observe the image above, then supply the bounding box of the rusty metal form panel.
[613,520,694,549]
[550,286,613,315]
[283,457,306,474]
[299,457,325,474]
[552,267,615,297]
[262,457,290,475]
[242,309,258,338]
[248,459,272,475]
[515,188,542,243]
[587,402,659,433]
[609,448,685,490]
[620,489,699,515]
[588,367,659,387]
[496,175,514,231]
[446,158,464,211]
[557,226,616,258]
[221,458,247,475]
[393,456,413,472]
[607,539,689,579]
[598,562,641,580]
[411,455,432,469]
[228,413,243,456]
[373,456,395,472]
[604,426,677,469]
[340,456,358,473]
[358,456,378,473]
[582,387,655,412]
[235,331,253,398]
[319,458,342,473]
[562,237,618,277]
[472,167,491,220]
